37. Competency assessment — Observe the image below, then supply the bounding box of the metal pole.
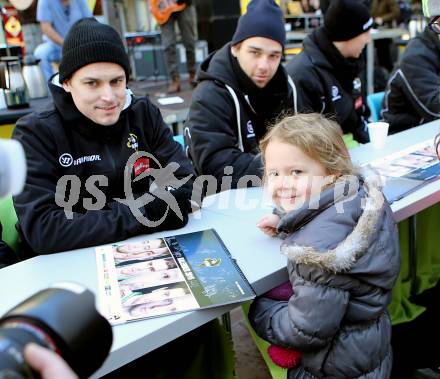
[101,0,126,46]
[101,0,111,24]
[366,39,374,96]
[134,0,148,31]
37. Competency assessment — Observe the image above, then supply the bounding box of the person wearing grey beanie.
[286,0,372,143]
[12,18,195,258]
[186,0,299,190]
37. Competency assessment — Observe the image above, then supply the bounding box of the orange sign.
[1,6,25,52]
[2,6,25,54]
[4,15,21,37]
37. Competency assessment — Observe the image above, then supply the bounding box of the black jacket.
[186,43,298,189]
[382,27,440,133]
[13,79,195,257]
[0,223,17,269]
[286,28,370,143]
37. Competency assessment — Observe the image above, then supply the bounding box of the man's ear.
[62,80,71,93]
[230,45,238,58]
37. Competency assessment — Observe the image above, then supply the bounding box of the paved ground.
[231,307,271,379]
[230,305,440,379]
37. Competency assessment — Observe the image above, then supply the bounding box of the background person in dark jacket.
[13,18,195,257]
[186,0,298,190]
[286,0,373,143]
[381,23,440,133]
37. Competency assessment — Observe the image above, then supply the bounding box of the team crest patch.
[127,133,139,150]
[331,86,341,101]
[246,120,255,138]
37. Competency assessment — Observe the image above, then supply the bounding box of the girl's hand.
[257,214,281,237]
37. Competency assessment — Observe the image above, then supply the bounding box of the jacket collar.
[280,175,385,273]
[421,27,440,54]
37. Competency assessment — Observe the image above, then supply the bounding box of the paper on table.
[157,96,184,105]
[361,139,440,203]
[95,229,255,325]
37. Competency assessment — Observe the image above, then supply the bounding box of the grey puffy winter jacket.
[249,176,400,378]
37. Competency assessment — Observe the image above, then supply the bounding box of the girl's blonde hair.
[260,113,356,176]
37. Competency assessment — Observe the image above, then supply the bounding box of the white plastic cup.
[368,122,389,149]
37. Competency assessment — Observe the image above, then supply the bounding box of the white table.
[352,120,440,296]
[350,119,440,221]
[0,203,286,378]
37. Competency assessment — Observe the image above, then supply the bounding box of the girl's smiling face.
[264,140,330,212]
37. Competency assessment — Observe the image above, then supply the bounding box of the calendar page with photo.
[366,140,440,181]
[96,229,255,325]
[363,139,440,203]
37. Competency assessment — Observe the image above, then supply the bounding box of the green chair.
[343,133,360,149]
[0,195,19,253]
[241,301,287,379]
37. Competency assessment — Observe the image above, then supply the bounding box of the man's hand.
[24,343,78,379]
[256,214,280,237]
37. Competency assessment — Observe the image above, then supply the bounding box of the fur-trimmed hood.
[279,175,389,274]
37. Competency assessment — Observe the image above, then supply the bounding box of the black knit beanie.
[59,18,130,82]
[231,0,286,48]
[324,0,373,42]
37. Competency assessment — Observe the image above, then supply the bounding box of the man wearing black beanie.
[12,18,195,256]
[287,0,373,143]
[186,0,298,191]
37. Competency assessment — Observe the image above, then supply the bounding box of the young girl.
[250,113,400,378]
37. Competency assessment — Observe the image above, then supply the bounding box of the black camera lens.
[0,284,113,379]
[0,327,46,379]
